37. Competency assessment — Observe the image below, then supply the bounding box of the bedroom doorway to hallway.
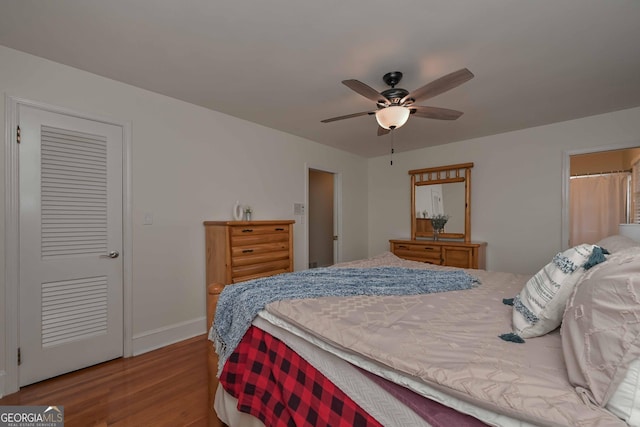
[308,168,338,268]
[4,98,131,393]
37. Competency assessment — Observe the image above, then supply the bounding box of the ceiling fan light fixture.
[375,106,410,130]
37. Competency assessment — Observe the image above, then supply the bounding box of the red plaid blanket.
[220,326,383,427]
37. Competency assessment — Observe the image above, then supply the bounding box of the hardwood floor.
[0,334,209,426]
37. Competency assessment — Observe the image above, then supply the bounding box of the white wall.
[0,46,369,390]
[368,106,640,274]
[4,42,640,395]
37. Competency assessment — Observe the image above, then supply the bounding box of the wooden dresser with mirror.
[390,163,487,269]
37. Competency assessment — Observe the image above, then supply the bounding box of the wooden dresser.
[204,220,294,285]
[390,239,487,269]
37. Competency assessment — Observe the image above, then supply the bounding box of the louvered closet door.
[18,105,123,386]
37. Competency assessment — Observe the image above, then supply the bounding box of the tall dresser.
[204,220,294,285]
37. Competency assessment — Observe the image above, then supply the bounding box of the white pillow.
[607,358,640,426]
[596,235,640,254]
[512,244,597,339]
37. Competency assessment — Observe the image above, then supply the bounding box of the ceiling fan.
[321,68,474,136]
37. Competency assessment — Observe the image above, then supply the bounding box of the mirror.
[410,163,473,242]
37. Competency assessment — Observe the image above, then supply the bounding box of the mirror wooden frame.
[410,162,473,242]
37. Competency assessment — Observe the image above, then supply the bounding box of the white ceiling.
[1,0,640,157]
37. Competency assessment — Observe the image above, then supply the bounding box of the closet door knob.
[100,250,120,259]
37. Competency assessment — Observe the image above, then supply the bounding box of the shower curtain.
[570,172,629,246]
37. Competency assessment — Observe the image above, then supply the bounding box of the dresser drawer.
[442,246,474,269]
[391,242,442,264]
[232,259,292,283]
[232,268,290,284]
[231,232,289,246]
[232,249,290,267]
[231,242,289,258]
[230,224,290,236]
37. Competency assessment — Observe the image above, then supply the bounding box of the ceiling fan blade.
[411,106,464,120]
[321,111,374,123]
[342,79,390,105]
[377,126,390,136]
[401,68,474,104]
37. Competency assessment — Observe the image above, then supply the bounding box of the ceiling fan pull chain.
[390,130,395,166]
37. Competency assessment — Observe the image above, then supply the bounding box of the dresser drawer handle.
[397,245,408,249]
[275,228,285,231]
[423,247,437,251]
[241,229,254,233]
[242,249,254,253]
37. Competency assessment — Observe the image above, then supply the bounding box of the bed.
[206,234,640,427]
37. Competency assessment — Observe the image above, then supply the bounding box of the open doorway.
[308,169,336,268]
[563,145,640,248]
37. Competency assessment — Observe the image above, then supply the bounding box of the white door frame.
[3,96,133,396]
[304,163,342,268]
[561,140,640,250]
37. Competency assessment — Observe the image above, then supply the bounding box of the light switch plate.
[293,203,305,215]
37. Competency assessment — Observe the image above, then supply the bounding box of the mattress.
[257,316,432,426]
[216,314,486,427]
[259,254,626,427]
[257,311,523,427]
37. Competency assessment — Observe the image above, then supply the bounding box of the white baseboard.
[131,316,207,356]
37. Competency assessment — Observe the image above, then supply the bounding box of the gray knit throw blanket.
[209,266,479,374]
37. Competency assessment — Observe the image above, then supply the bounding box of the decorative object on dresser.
[204,220,294,285]
[391,162,487,269]
[232,201,243,220]
[429,214,449,241]
[243,206,253,221]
